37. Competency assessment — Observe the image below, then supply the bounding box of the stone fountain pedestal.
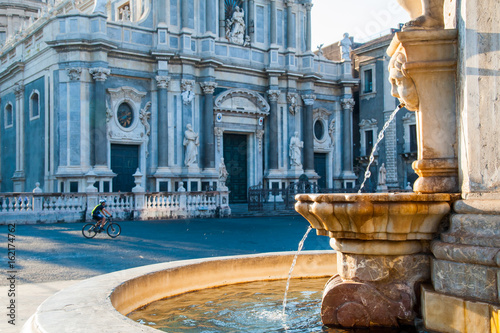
[296,193,459,327]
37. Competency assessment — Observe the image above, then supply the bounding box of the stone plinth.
[387,30,458,194]
[295,192,458,328]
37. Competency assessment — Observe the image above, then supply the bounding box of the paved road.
[0,215,331,286]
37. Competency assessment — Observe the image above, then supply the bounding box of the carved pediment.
[214,88,270,116]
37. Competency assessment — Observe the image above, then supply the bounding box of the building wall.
[1,92,16,192]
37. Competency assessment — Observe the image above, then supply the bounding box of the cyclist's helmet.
[99,199,107,204]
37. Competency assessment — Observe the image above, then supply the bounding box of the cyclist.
[91,199,112,232]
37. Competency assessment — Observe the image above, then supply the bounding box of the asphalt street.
[0,215,331,286]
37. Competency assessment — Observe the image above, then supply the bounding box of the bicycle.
[82,217,121,239]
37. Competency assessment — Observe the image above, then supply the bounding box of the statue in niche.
[289,132,304,168]
[388,50,419,111]
[181,83,195,105]
[397,0,445,30]
[378,163,387,185]
[218,158,229,189]
[338,33,352,61]
[120,5,131,22]
[226,6,245,45]
[183,124,199,167]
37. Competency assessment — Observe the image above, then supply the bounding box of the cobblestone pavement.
[0,215,330,286]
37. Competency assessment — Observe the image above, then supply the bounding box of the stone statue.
[378,163,387,185]
[226,6,245,45]
[120,6,131,21]
[289,132,304,168]
[183,124,199,167]
[388,51,419,111]
[397,0,445,30]
[181,87,195,105]
[338,33,352,61]
[218,158,229,189]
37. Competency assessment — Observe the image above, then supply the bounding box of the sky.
[310,0,411,48]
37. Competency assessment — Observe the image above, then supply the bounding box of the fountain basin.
[295,193,459,242]
[22,251,336,333]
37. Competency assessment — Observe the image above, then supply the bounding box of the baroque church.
[0,0,358,203]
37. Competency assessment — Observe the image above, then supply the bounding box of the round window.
[314,120,324,140]
[117,103,134,128]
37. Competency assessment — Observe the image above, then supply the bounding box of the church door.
[111,144,139,192]
[314,153,327,190]
[223,134,248,203]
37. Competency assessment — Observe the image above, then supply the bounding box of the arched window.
[30,91,40,120]
[4,103,13,128]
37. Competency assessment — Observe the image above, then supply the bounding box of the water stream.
[358,104,404,193]
[282,226,313,323]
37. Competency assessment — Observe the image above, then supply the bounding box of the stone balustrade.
[0,190,230,225]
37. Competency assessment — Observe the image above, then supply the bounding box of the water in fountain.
[358,104,404,193]
[282,226,313,320]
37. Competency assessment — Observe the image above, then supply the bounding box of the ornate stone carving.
[155,76,170,89]
[89,67,111,81]
[256,129,264,153]
[200,82,218,95]
[181,79,195,105]
[301,94,316,106]
[225,6,247,45]
[218,158,229,190]
[267,89,281,103]
[14,82,24,98]
[139,102,152,136]
[341,98,355,110]
[214,127,223,152]
[397,0,445,30]
[287,93,299,115]
[105,100,113,123]
[388,50,419,111]
[66,67,82,81]
[215,88,270,115]
[108,86,147,104]
[289,132,303,168]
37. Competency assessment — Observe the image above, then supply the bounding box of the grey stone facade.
[0,0,358,201]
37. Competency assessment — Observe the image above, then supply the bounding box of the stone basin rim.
[295,192,461,203]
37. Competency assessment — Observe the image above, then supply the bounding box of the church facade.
[0,0,358,202]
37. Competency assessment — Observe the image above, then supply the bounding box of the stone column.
[267,89,281,171]
[13,82,25,192]
[304,3,313,51]
[270,0,277,45]
[156,75,170,168]
[181,0,189,30]
[200,82,218,169]
[301,94,315,172]
[248,0,255,42]
[341,98,355,181]
[218,0,225,38]
[89,67,110,167]
[383,109,399,189]
[206,0,217,34]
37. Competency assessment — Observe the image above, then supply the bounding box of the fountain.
[295,0,465,328]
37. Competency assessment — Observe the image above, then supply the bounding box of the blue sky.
[311,0,411,48]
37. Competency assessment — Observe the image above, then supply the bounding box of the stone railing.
[0,190,230,225]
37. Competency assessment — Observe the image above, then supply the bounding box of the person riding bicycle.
[91,199,112,231]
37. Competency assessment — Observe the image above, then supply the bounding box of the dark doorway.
[111,144,139,192]
[223,134,248,203]
[314,153,327,189]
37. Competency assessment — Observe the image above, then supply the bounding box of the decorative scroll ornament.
[106,100,113,123]
[155,76,170,89]
[66,68,82,81]
[14,82,24,98]
[287,93,299,115]
[89,67,111,81]
[341,98,355,111]
[214,88,270,115]
[329,119,336,147]
[139,102,152,136]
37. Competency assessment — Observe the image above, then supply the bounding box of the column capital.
[303,2,313,11]
[200,81,218,95]
[285,0,295,7]
[14,82,24,98]
[89,67,111,81]
[66,67,82,81]
[341,98,355,111]
[301,94,316,106]
[155,75,170,89]
[267,89,281,102]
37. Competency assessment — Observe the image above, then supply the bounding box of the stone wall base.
[422,285,500,333]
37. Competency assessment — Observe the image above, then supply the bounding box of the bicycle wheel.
[82,223,97,239]
[107,223,121,238]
